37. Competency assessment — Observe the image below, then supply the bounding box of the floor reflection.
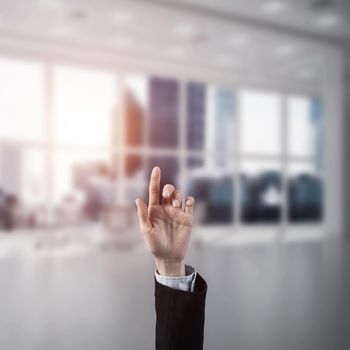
[0,235,349,350]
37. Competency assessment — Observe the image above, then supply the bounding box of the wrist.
[155,258,185,277]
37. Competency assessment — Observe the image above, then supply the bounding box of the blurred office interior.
[0,0,349,349]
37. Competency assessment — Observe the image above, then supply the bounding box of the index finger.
[149,166,161,206]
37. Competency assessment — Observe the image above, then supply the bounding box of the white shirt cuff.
[155,265,197,292]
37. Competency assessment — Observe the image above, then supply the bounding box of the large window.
[186,156,234,224]
[287,97,322,159]
[239,90,283,224]
[240,160,282,223]
[53,66,117,147]
[240,90,281,156]
[148,77,179,148]
[0,56,324,232]
[185,84,236,224]
[287,97,323,222]
[238,92,323,225]
[186,84,235,154]
[0,58,45,141]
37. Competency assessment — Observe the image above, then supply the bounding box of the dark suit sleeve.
[154,273,207,350]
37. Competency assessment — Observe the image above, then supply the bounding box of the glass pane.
[0,147,46,230]
[213,87,235,153]
[125,154,144,178]
[240,90,281,155]
[120,154,180,207]
[186,83,235,153]
[288,96,323,160]
[124,76,148,147]
[187,82,206,151]
[240,160,282,223]
[122,153,146,206]
[0,58,44,141]
[146,156,180,190]
[187,156,234,224]
[288,162,323,222]
[53,66,117,146]
[53,151,114,223]
[148,77,179,148]
[21,150,47,207]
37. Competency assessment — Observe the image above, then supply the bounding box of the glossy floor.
[0,237,349,350]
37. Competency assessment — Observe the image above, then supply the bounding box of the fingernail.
[186,200,191,206]
[173,199,180,207]
[163,190,170,198]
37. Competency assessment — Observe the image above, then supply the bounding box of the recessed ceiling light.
[173,23,196,36]
[260,1,288,14]
[166,47,187,58]
[315,13,341,28]
[227,34,250,47]
[113,37,133,48]
[276,44,297,57]
[191,34,208,44]
[68,9,88,21]
[214,54,233,66]
[112,11,133,25]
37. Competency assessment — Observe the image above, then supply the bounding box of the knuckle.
[162,184,175,196]
[186,196,194,205]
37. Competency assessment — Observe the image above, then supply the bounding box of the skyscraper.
[146,77,180,198]
[124,91,144,177]
[187,82,206,151]
[148,77,179,148]
[215,88,235,154]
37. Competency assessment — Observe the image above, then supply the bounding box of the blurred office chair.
[241,171,282,223]
[289,174,323,222]
[188,176,233,224]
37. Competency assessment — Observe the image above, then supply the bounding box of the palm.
[147,204,192,261]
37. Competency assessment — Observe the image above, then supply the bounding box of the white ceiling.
[0,0,348,86]
[162,0,350,39]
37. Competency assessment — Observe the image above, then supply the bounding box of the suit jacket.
[154,273,207,350]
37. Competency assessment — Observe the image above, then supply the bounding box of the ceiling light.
[276,44,297,57]
[68,10,88,21]
[315,13,341,27]
[260,1,288,14]
[166,47,186,58]
[112,11,133,25]
[228,34,250,47]
[173,23,196,36]
[214,54,233,66]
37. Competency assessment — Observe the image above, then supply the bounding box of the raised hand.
[135,167,195,277]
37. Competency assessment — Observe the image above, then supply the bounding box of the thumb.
[135,198,152,234]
